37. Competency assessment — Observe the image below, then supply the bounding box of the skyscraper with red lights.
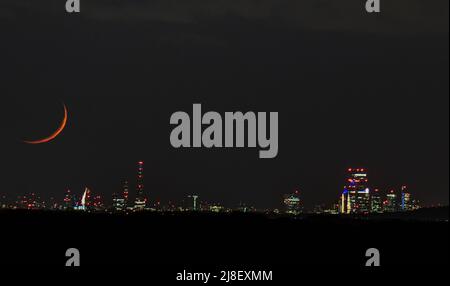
[134,161,146,210]
[340,168,370,214]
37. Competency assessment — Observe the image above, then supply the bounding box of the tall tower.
[370,189,383,213]
[113,180,129,211]
[384,190,397,212]
[134,161,146,211]
[340,168,370,214]
[283,190,302,215]
[122,180,129,209]
[400,185,412,211]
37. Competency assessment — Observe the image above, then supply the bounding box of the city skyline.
[0,0,448,269]
[1,0,448,211]
[0,164,441,213]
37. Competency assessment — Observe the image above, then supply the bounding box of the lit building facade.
[113,181,129,211]
[357,188,370,214]
[340,168,370,214]
[371,189,383,213]
[283,191,302,215]
[384,190,397,212]
[401,186,413,211]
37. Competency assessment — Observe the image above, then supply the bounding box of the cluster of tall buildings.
[64,161,147,212]
[0,159,236,213]
[111,161,147,212]
[339,168,419,214]
[0,164,423,215]
[110,161,151,212]
[280,168,421,215]
[0,161,148,212]
[61,187,104,211]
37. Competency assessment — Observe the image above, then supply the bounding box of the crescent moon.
[23,103,68,144]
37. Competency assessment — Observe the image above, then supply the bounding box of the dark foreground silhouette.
[1,207,448,266]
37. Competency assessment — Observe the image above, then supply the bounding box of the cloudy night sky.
[0,0,448,209]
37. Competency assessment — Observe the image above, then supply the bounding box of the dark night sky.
[0,0,448,209]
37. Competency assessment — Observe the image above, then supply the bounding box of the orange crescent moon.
[23,104,68,144]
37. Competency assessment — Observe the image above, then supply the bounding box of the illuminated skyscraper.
[283,190,302,215]
[370,189,383,213]
[384,190,397,212]
[340,168,370,214]
[401,186,413,211]
[134,161,146,211]
[341,190,355,214]
[113,180,129,211]
[357,188,370,214]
